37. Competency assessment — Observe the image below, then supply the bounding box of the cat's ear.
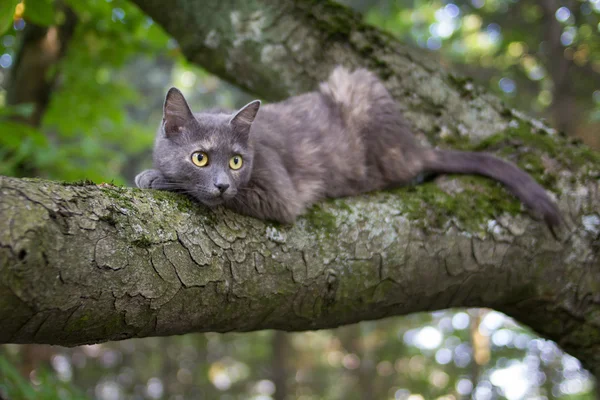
[229,100,261,133]
[162,87,194,137]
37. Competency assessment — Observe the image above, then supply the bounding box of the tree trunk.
[1,0,599,380]
[6,3,77,127]
[539,0,576,135]
[271,331,289,400]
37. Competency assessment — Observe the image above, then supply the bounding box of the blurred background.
[0,0,598,399]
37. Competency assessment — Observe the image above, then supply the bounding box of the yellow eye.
[191,152,208,167]
[229,155,243,170]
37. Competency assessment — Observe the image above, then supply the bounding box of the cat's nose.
[215,183,230,193]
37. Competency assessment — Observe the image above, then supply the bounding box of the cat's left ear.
[162,87,195,137]
[230,100,261,134]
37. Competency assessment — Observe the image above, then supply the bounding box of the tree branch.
[0,173,599,375]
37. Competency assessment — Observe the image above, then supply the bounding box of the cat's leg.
[231,146,313,223]
[226,182,303,224]
[135,169,170,189]
[227,167,306,224]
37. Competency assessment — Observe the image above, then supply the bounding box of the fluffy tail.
[423,149,561,228]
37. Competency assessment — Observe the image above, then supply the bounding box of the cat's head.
[153,87,260,207]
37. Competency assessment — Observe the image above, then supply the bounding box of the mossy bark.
[1,170,599,376]
[1,0,599,378]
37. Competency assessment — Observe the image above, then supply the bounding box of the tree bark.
[1,0,599,379]
[1,170,599,375]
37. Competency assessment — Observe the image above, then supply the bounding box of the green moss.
[474,125,600,170]
[102,186,195,215]
[58,179,96,186]
[65,314,90,332]
[100,187,132,204]
[388,176,523,232]
[304,203,338,235]
[131,235,152,249]
[145,189,196,213]
[438,131,478,151]
[447,73,475,98]
[441,122,600,187]
[333,199,352,212]
[519,152,557,187]
[266,220,285,230]
[98,213,117,226]
[306,0,359,38]
[176,197,197,213]
[500,107,513,118]
[413,121,600,230]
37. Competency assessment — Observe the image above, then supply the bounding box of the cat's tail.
[422,149,562,228]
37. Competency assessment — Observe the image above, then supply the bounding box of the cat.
[135,66,561,228]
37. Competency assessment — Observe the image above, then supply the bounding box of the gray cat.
[135,67,561,227]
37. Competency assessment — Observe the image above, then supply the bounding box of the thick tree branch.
[0,171,599,375]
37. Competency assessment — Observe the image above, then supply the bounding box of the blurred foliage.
[0,311,595,399]
[0,354,87,399]
[0,0,598,399]
[0,1,19,34]
[1,0,168,182]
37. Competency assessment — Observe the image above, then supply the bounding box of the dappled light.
[1,310,595,398]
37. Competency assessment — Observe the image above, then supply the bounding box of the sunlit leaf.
[0,1,19,34]
[23,0,55,26]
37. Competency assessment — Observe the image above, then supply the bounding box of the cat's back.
[247,70,382,198]
[247,67,421,197]
[249,91,335,176]
[252,93,337,143]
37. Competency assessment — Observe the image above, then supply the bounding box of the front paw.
[135,169,164,189]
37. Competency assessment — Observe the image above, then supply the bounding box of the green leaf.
[0,1,18,34]
[23,0,54,26]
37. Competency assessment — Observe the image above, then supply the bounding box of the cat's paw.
[135,169,164,189]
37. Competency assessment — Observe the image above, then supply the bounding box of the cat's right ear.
[229,100,261,134]
[162,87,194,137]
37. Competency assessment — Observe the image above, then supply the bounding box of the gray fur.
[136,67,561,227]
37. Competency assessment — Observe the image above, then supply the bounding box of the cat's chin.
[194,191,237,207]
[199,197,224,207]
